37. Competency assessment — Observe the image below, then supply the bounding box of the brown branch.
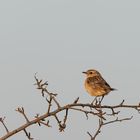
[0,117,9,133]
[53,114,67,132]
[87,107,105,140]
[103,116,133,125]
[87,118,104,140]
[88,116,133,140]
[60,109,69,132]
[105,107,120,116]
[15,107,29,122]
[0,102,139,140]
[39,120,52,127]
[34,74,60,108]
[73,97,79,104]
[70,107,106,120]
[0,76,140,140]
[47,96,53,114]
[92,119,103,140]
[23,129,33,140]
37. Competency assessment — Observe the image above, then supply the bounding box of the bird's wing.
[87,76,111,89]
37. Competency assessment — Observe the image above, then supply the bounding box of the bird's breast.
[84,81,108,96]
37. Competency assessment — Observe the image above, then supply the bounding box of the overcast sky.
[0,0,140,140]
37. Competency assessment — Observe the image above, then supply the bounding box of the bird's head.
[82,69,100,77]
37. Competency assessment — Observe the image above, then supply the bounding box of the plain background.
[0,0,140,139]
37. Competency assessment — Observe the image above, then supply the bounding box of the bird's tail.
[111,88,117,91]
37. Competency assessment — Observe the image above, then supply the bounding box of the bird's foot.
[91,97,98,105]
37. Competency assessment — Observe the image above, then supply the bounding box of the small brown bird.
[83,69,115,101]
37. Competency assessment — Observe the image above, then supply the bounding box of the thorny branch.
[0,76,140,140]
[23,129,33,140]
[34,74,60,108]
[0,117,9,133]
[16,107,29,122]
[87,116,133,140]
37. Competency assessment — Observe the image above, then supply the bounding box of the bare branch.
[0,76,140,140]
[88,119,103,140]
[15,107,29,122]
[88,116,133,140]
[73,97,80,104]
[70,107,106,120]
[23,129,33,140]
[103,116,133,126]
[34,74,60,108]
[47,96,53,114]
[39,120,52,127]
[0,117,9,133]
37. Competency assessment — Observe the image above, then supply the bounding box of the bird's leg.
[99,95,105,104]
[91,97,98,105]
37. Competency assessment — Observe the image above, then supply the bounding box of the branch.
[88,116,133,140]
[34,74,60,108]
[87,119,103,140]
[15,107,30,122]
[0,101,139,140]
[23,129,33,140]
[0,76,140,140]
[60,109,69,132]
[103,116,133,125]
[0,117,9,133]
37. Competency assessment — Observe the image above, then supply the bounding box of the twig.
[0,117,9,133]
[87,119,103,140]
[70,107,106,120]
[34,74,60,108]
[73,97,79,104]
[1,100,140,140]
[88,116,133,140]
[39,120,52,127]
[54,114,64,131]
[47,96,53,114]
[60,109,69,131]
[103,116,133,125]
[23,129,33,140]
[1,76,140,140]
[15,107,29,122]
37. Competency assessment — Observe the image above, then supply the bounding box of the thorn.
[73,97,79,104]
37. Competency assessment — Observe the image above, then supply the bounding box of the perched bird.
[83,69,115,102]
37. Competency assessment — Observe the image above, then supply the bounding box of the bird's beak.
[82,71,87,74]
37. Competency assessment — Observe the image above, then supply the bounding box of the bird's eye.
[89,72,93,74]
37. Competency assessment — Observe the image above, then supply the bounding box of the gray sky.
[0,0,140,139]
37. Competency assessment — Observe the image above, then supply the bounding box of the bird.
[83,69,116,103]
